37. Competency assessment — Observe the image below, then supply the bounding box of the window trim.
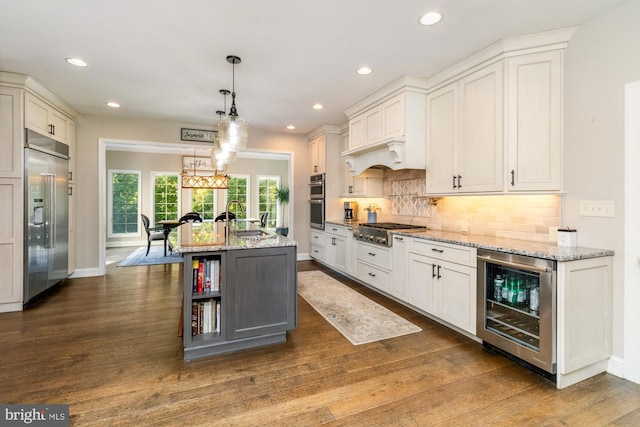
[107,169,142,238]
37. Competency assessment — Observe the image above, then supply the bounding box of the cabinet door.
[0,87,23,178]
[226,247,297,340]
[364,106,382,145]
[0,178,23,307]
[390,235,407,300]
[437,260,476,334]
[25,93,50,137]
[407,253,437,314]
[426,83,458,194]
[349,114,365,149]
[309,135,325,175]
[332,235,346,272]
[310,230,326,262]
[383,93,405,138]
[507,50,563,191]
[458,62,504,192]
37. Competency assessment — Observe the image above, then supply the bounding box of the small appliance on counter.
[344,201,357,222]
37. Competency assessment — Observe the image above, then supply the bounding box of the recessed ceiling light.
[286,125,295,130]
[65,57,88,67]
[312,103,324,110]
[419,11,442,26]
[106,101,121,108]
[356,66,373,75]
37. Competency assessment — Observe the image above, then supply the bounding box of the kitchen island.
[177,222,297,361]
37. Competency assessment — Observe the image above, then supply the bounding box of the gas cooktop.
[354,223,428,246]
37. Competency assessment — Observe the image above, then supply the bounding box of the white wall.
[75,115,310,272]
[563,0,640,360]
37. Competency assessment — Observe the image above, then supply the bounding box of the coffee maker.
[344,201,358,222]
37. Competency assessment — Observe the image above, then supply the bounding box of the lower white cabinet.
[310,230,326,262]
[390,235,408,300]
[356,241,391,293]
[407,238,477,335]
[311,224,356,274]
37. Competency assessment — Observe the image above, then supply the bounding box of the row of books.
[192,299,221,336]
[192,258,222,293]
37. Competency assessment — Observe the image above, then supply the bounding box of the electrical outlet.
[461,220,468,233]
[579,200,615,218]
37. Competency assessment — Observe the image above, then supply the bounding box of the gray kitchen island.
[177,222,297,361]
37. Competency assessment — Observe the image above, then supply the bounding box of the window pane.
[226,176,248,219]
[192,189,215,220]
[257,177,279,228]
[111,172,139,235]
[154,174,179,223]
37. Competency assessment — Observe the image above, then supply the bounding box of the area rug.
[297,270,421,345]
[117,245,183,267]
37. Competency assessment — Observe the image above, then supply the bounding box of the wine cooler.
[477,249,557,376]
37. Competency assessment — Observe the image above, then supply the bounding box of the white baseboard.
[106,240,146,248]
[69,267,105,278]
[0,301,22,313]
[608,355,625,379]
[297,252,312,261]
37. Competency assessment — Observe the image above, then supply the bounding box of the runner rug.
[117,245,183,267]
[297,270,421,345]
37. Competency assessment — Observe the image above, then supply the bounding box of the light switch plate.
[579,200,615,217]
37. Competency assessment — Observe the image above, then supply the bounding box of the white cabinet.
[426,62,504,194]
[506,50,563,192]
[356,241,391,293]
[344,77,428,175]
[325,224,352,273]
[309,134,326,175]
[339,131,383,197]
[390,235,408,300]
[310,230,327,262]
[25,92,73,144]
[407,238,477,335]
[556,256,612,388]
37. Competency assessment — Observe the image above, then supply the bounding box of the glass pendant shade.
[211,140,237,165]
[218,114,248,152]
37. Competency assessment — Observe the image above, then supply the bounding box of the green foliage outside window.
[112,172,139,234]
[192,189,215,220]
[258,177,278,228]
[153,174,179,223]
[226,176,247,219]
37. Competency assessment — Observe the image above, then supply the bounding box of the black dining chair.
[260,212,269,228]
[214,212,236,222]
[141,214,170,256]
[179,212,203,224]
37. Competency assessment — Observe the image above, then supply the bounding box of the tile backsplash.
[343,168,562,242]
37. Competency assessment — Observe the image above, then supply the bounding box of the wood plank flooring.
[1,254,639,426]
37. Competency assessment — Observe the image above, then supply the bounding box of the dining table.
[157,219,182,256]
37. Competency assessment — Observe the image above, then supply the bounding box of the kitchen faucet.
[225,199,245,242]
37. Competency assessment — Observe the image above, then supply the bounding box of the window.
[153,173,179,223]
[226,175,249,220]
[258,176,279,228]
[192,189,215,220]
[108,170,141,237]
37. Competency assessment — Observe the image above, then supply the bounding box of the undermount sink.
[234,229,275,240]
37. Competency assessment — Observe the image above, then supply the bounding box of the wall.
[563,0,640,362]
[75,115,309,273]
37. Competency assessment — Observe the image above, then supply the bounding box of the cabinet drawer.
[310,243,325,261]
[311,231,325,244]
[356,242,391,270]
[409,239,476,267]
[356,260,390,291]
[325,224,352,238]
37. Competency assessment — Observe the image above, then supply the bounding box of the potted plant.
[364,204,380,223]
[274,185,290,236]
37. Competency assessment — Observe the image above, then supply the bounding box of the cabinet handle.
[511,169,515,186]
[332,237,336,245]
[458,175,462,189]
[314,165,318,172]
[431,248,444,253]
[367,252,376,256]
[368,272,376,277]
[52,124,55,135]
[452,175,457,189]
[394,236,404,241]
[432,264,436,278]
[68,171,73,181]
[437,265,442,279]
[349,185,353,194]
[68,186,73,196]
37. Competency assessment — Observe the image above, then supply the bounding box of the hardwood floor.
[1,256,640,426]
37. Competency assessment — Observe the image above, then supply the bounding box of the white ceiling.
[0,0,630,135]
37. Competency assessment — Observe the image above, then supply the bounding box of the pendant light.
[218,55,249,152]
[181,148,229,189]
[211,91,237,170]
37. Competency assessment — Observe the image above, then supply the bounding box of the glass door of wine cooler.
[477,249,557,374]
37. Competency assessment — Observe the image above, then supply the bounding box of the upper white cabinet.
[344,76,428,175]
[426,62,504,194]
[506,50,563,192]
[309,134,326,175]
[339,130,383,197]
[25,92,73,144]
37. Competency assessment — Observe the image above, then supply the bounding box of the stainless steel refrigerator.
[24,129,69,304]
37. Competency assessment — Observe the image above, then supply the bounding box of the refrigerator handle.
[42,173,56,248]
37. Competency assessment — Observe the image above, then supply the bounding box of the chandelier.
[218,55,249,152]
[181,149,229,189]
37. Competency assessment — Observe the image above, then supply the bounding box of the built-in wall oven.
[477,249,557,377]
[309,173,325,230]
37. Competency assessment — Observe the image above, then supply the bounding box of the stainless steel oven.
[309,173,325,199]
[477,249,557,376]
[309,173,325,229]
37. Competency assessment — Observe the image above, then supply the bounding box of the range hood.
[343,136,422,176]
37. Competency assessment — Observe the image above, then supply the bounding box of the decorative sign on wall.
[180,128,217,143]
[182,156,214,172]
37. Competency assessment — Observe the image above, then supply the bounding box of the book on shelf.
[191,298,221,336]
[192,257,222,294]
[192,259,199,293]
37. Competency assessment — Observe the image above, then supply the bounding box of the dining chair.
[179,212,203,224]
[260,212,269,228]
[141,214,168,256]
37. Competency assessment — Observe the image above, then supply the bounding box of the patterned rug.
[117,245,183,267]
[297,270,421,345]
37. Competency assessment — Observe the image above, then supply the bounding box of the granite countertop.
[393,229,614,262]
[175,222,297,253]
[325,219,613,261]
